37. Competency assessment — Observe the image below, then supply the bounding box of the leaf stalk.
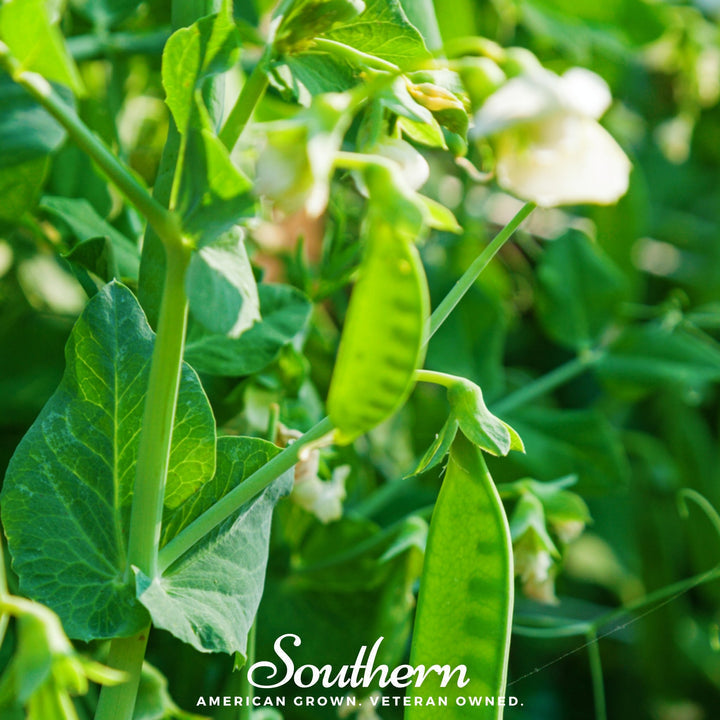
[0,42,185,253]
[158,416,334,571]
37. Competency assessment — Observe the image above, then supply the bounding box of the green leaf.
[160,3,253,247]
[162,3,239,136]
[41,196,140,282]
[1,283,216,641]
[536,230,628,351]
[399,0,442,50]
[598,323,720,392]
[0,158,49,224]
[185,227,261,338]
[447,378,524,457]
[137,436,292,655]
[417,195,462,233]
[328,168,430,444]
[134,663,207,720]
[63,236,117,296]
[275,0,366,50]
[0,0,83,94]
[280,52,358,100]
[501,407,629,492]
[324,0,430,68]
[292,516,426,591]
[396,114,447,149]
[0,596,123,717]
[178,128,254,246]
[0,76,67,166]
[409,415,459,476]
[184,284,312,376]
[408,433,513,717]
[0,75,68,222]
[69,0,143,30]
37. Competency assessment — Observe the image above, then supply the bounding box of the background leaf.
[497,406,629,492]
[535,230,628,351]
[185,228,261,338]
[0,0,83,94]
[41,196,140,282]
[184,284,312,376]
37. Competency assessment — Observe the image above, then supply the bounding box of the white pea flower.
[553,518,586,545]
[513,530,559,605]
[291,463,349,523]
[255,93,354,217]
[472,67,631,207]
[521,574,559,605]
[277,425,349,523]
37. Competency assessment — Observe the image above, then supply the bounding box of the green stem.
[158,416,334,571]
[267,404,280,444]
[514,565,720,640]
[493,348,604,415]
[677,488,720,542]
[312,37,401,73]
[335,150,397,172]
[512,620,592,639]
[67,28,170,61]
[0,43,183,252]
[219,49,271,151]
[587,631,607,720]
[428,201,535,341]
[414,369,457,388]
[127,245,192,579]
[591,565,720,635]
[94,629,150,720]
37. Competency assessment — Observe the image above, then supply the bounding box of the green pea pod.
[328,182,429,445]
[408,432,514,718]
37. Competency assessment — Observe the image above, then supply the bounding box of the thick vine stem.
[0,42,184,253]
[94,629,150,720]
[127,244,192,580]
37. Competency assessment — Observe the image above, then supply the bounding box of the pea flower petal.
[472,67,631,207]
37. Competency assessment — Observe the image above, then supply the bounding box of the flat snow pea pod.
[328,182,430,445]
[408,432,514,719]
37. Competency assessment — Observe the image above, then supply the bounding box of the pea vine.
[0,1,717,720]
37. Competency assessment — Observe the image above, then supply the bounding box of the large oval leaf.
[1,282,216,641]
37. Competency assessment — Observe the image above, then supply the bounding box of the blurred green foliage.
[1,0,720,719]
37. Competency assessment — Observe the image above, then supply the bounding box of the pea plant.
[2,1,720,720]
